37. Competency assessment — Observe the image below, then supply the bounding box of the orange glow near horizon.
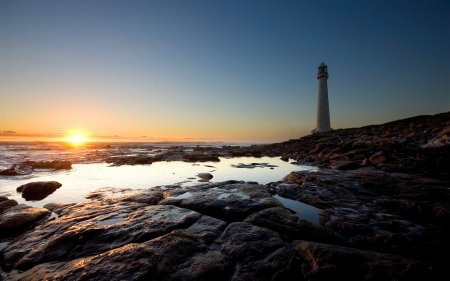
[68,134,87,143]
[65,129,89,144]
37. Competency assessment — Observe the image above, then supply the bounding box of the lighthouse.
[313,62,331,133]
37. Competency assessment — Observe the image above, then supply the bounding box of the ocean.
[0,141,316,212]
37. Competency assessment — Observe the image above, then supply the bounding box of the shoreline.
[1,111,449,280]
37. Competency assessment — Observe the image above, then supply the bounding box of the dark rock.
[43,202,75,214]
[218,222,303,280]
[0,168,20,176]
[244,207,343,244]
[85,187,164,205]
[369,151,387,164]
[231,163,278,169]
[16,181,62,201]
[331,160,358,170]
[159,182,282,222]
[186,215,227,244]
[361,157,372,166]
[2,203,201,271]
[0,199,18,213]
[292,241,447,280]
[20,160,72,170]
[314,154,330,163]
[276,169,450,262]
[197,173,213,180]
[0,205,50,230]
[183,153,220,162]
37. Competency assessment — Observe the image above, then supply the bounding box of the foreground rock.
[268,168,450,263]
[1,181,448,280]
[159,181,282,222]
[0,204,50,238]
[16,181,62,201]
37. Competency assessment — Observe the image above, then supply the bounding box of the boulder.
[16,181,62,201]
[197,173,213,180]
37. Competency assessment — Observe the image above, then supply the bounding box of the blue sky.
[1,1,449,142]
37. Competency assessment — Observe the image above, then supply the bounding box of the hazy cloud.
[1,130,17,135]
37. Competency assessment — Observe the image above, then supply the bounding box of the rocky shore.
[1,111,449,280]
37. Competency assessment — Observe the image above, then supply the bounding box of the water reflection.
[1,157,314,208]
[273,195,321,225]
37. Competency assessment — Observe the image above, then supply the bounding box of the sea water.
[0,142,319,223]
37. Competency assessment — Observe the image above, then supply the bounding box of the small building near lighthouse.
[312,62,331,133]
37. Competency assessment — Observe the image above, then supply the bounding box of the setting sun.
[67,134,87,143]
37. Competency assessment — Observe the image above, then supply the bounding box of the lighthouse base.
[311,128,333,134]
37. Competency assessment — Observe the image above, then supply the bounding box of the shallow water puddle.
[47,212,59,221]
[96,215,127,226]
[273,195,321,225]
[171,192,193,199]
[0,242,8,251]
[218,193,231,199]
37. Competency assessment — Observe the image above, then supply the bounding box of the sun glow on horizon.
[67,133,88,143]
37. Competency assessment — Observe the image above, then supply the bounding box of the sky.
[1,0,449,143]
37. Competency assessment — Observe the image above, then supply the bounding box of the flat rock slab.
[159,181,283,222]
[2,202,201,271]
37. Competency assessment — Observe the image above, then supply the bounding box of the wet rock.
[244,207,343,244]
[361,157,372,166]
[16,181,62,201]
[20,160,72,170]
[2,203,201,271]
[186,215,227,244]
[6,230,221,281]
[277,169,450,262]
[331,160,358,170]
[292,241,447,280]
[0,168,20,176]
[0,205,50,230]
[159,182,282,222]
[183,153,220,162]
[231,163,278,169]
[0,199,18,212]
[86,187,164,205]
[376,163,404,172]
[314,154,330,163]
[43,202,76,215]
[218,222,303,280]
[197,173,213,180]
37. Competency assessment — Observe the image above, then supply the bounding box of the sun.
[67,134,87,143]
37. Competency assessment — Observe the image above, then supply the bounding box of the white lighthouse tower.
[313,62,331,133]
